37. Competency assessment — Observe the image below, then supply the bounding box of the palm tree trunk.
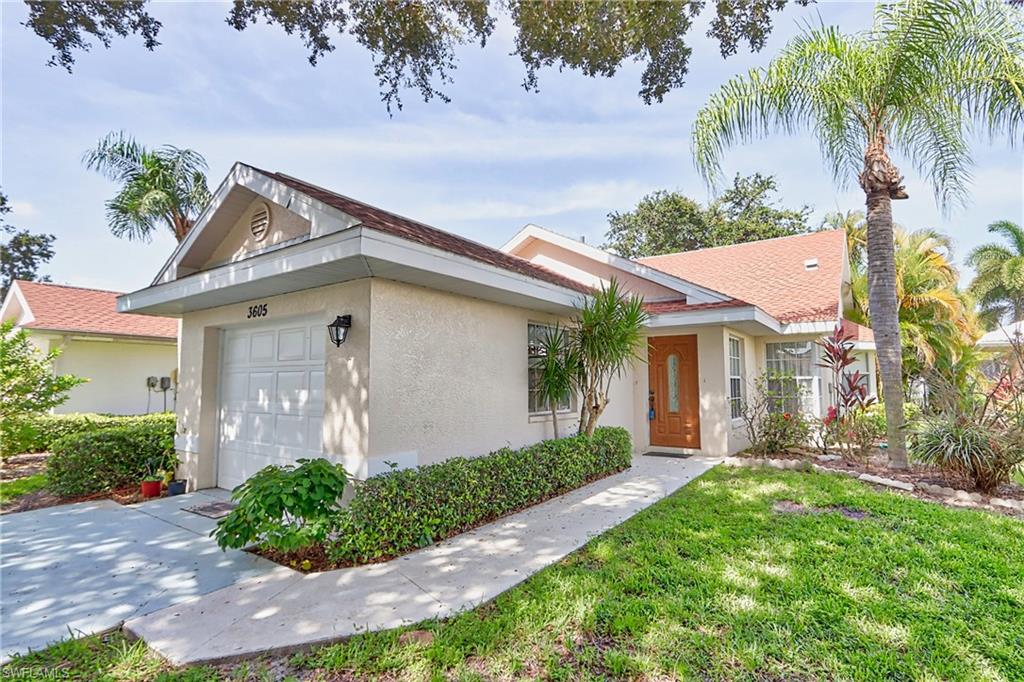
[860,135,908,469]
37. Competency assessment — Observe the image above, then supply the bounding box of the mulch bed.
[1,451,50,480]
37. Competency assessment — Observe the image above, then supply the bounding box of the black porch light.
[327,314,352,347]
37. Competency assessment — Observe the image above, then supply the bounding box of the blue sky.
[2,1,1021,293]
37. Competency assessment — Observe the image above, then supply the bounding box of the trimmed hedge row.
[1,412,175,456]
[328,426,632,564]
[47,420,177,497]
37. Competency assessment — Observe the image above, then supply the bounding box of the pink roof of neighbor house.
[840,319,875,344]
[638,230,848,323]
[247,165,592,295]
[13,281,177,339]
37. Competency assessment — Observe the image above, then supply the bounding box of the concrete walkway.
[127,454,719,665]
[0,489,279,663]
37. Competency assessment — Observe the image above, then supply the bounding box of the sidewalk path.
[127,454,720,665]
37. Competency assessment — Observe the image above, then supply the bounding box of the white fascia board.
[153,163,361,285]
[646,305,781,333]
[122,228,366,313]
[501,224,732,304]
[779,320,838,335]
[852,341,876,351]
[360,228,583,310]
[0,281,32,325]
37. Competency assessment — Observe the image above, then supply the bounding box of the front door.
[648,335,701,449]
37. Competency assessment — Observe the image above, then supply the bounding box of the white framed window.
[528,322,575,415]
[728,336,744,420]
[765,341,819,415]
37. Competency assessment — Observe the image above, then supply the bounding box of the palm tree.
[848,228,979,383]
[83,131,212,242]
[691,0,1024,468]
[822,209,867,268]
[534,323,579,440]
[967,220,1024,327]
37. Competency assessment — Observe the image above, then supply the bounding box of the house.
[977,320,1023,376]
[1,281,178,415]
[118,163,875,491]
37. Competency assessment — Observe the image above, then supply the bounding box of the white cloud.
[9,201,38,217]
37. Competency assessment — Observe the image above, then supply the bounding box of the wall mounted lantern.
[327,314,352,347]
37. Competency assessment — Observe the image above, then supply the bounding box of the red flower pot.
[140,480,163,498]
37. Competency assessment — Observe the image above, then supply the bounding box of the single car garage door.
[217,315,325,490]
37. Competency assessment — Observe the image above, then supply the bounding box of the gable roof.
[244,166,590,295]
[638,230,848,324]
[7,281,177,339]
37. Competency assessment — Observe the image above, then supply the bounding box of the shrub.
[214,458,351,553]
[47,420,176,497]
[1,412,175,456]
[328,427,632,564]
[911,416,1024,493]
[739,371,811,456]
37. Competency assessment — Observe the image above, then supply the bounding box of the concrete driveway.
[0,489,279,663]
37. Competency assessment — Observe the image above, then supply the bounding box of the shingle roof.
[14,281,178,339]
[643,298,752,315]
[840,319,875,344]
[639,230,847,323]
[248,165,591,295]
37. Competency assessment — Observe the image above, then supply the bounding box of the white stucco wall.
[366,278,639,476]
[37,335,177,415]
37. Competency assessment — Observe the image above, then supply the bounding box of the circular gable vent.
[250,202,271,242]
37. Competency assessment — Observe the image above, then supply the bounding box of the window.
[729,336,744,420]
[765,341,819,415]
[528,323,574,415]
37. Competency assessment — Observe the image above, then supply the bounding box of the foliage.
[739,370,811,456]
[0,473,47,505]
[328,427,632,565]
[214,458,350,553]
[299,468,1024,681]
[847,228,979,382]
[966,220,1024,327]
[46,420,176,497]
[82,131,211,242]
[0,190,56,301]
[911,335,1024,492]
[23,0,808,112]
[821,209,867,268]
[691,0,1024,468]
[861,401,920,437]
[0,411,175,457]
[533,323,579,440]
[602,173,811,259]
[572,280,648,436]
[816,324,877,460]
[0,320,85,457]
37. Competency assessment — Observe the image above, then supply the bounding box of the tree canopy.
[0,190,55,301]
[602,173,811,259]
[967,220,1024,327]
[24,0,807,112]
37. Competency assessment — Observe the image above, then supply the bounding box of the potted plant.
[161,456,186,496]
[140,460,163,498]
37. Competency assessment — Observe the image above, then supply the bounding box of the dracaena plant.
[817,324,878,460]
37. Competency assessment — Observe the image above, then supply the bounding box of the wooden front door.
[648,335,701,449]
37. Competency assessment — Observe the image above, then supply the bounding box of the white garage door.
[217,316,325,490]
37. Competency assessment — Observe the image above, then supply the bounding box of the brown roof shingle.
[248,166,591,295]
[639,230,847,323]
[15,281,177,339]
[643,298,752,315]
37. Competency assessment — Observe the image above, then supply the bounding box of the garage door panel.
[217,315,325,490]
[277,328,307,361]
[249,331,275,362]
[309,329,325,361]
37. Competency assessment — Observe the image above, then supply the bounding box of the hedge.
[46,420,177,497]
[1,412,175,456]
[328,426,632,564]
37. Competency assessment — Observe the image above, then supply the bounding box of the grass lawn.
[0,473,47,505]
[3,467,1022,681]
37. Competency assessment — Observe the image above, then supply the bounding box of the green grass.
[1013,466,1024,487]
[0,473,47,504]
[3,468,1022,681]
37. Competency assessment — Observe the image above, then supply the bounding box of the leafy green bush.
[328,427,632,565]
[862,402,920,437]
[1,412,175,456]
[46,420,176,497]
[912,416,1024,493]
[214,458,351,553]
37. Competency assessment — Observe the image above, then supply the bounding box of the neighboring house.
[977,320,1024,377]
[1,280,178,415]
[119,163,875,491]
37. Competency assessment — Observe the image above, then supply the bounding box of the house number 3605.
[247,303,268,318]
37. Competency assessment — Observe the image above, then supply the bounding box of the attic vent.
[249,203,271,242]
[804,258,819,271]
